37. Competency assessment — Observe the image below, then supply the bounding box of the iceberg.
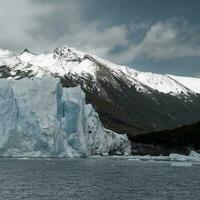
[0,78,131,157]
[169,151,200,162]
[123,151,200,163]
[170,162,193,167]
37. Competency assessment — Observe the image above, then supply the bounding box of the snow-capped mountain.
[1,47,199,96]
[1,46,200,136]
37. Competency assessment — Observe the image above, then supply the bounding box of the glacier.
[0,78,131,157]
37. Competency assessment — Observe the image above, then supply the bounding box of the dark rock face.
[0,65,34,79]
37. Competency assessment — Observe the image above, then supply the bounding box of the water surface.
[0,158,199,200]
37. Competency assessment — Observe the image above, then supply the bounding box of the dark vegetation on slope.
[130,121,200,155]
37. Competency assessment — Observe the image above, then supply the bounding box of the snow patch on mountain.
[168,75,200,94]
[0,49,20,67]
[19,47,97,78]
[82,53,196,95]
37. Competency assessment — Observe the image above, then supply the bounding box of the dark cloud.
[0,0,200,76]
[112,20,200,62]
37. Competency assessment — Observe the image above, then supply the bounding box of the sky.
[0,0,200,77]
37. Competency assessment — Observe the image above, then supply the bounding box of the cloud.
[29,1,129,57]
[0,0,55,51]
[0,0,200,66]
[0,0,129,56]
[54,22,129,57]
[113,20,200,63]
[130,22,150,34]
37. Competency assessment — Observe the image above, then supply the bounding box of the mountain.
[0,46,200,137]
[0,78,130,157]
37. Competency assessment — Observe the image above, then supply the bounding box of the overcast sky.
[0,0,200,76]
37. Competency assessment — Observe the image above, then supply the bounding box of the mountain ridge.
[1,46,200,96]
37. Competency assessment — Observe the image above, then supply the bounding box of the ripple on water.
[0,159,199,200]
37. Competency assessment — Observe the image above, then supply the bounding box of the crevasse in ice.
[0,78,130,157]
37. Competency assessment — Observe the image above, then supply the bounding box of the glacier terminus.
[0,78,130,157]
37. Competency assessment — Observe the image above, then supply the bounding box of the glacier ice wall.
[0,78,130,157]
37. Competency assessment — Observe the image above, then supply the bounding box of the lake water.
[0,158,199,200]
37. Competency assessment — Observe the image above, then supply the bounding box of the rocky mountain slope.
[0,47,200,137]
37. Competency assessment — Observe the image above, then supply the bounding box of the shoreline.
[0,151,199,163]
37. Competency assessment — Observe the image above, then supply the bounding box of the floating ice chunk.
[170,151,200,162]
[125,151,200,163]
[171,162,193,167]
[169,153,189,162]
[189,151,200,158]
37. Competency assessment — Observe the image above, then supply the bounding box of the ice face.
[0,78,130,157]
